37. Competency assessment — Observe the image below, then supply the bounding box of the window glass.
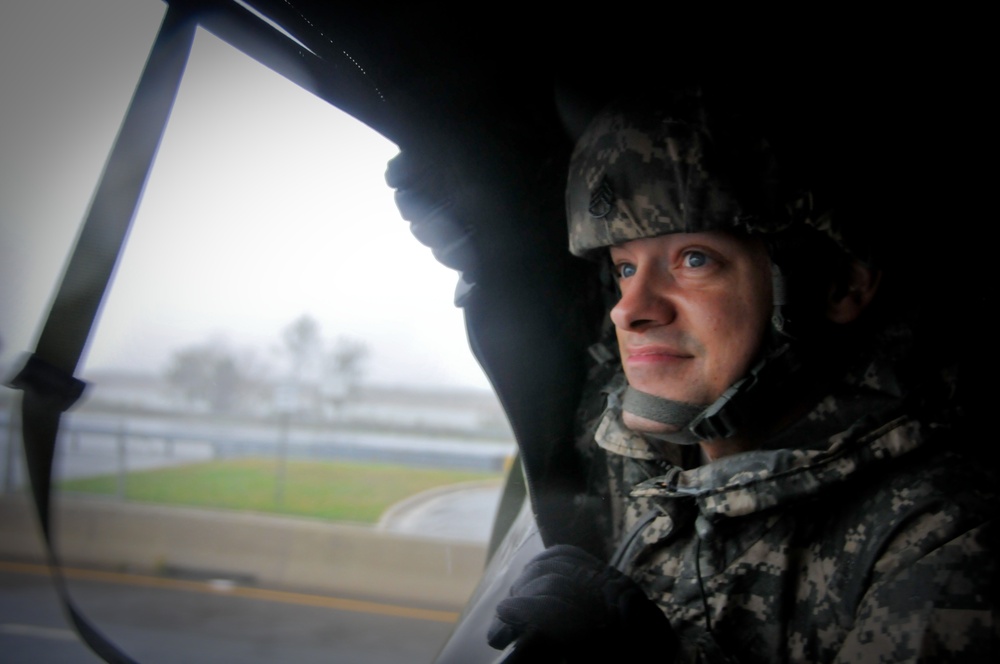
[1,6,512,662]
[0,0,163,373]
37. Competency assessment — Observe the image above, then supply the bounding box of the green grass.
[58,459,502,523]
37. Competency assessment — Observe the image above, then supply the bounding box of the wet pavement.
[377,481,504,543]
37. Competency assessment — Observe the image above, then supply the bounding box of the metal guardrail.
[0,405,514,495]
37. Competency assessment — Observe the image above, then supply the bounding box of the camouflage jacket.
[586,357,998,663]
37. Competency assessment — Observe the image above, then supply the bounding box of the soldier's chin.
[621,410,682,435]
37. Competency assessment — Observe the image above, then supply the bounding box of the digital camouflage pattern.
[559,94,996,662]
[565,96,854,262]
[577,323,999,663]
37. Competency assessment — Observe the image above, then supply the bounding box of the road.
[0,406,504,662]
[0,562,457,663]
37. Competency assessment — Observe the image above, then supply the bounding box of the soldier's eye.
[682,251,710,268]
[615,263,636,279]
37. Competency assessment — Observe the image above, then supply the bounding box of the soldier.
[478,94,999,662]
[388,89,998,662]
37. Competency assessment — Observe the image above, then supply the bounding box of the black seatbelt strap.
[5,5,197,662]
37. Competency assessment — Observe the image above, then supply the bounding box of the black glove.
[385,146,481,276]
[385,126,562,308]
[487,544,676,660]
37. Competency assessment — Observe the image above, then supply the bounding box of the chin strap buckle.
[688,394,741,441]
[687,342,796,442]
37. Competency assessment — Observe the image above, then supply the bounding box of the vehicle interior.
[1,1,987,662]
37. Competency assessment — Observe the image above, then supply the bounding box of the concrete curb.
[0,493,487,608]
[377,479,502,541]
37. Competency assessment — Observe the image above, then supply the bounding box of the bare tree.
[275,315,371,417]
[165,339,264,413]
[322,337,369,416]
[281,314,322,380]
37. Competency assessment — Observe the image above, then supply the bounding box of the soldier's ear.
[826,260,881,324]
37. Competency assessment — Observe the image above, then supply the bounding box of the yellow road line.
[1,623,79,641]
[0,560,460,624]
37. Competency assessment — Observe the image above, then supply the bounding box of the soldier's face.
[609,231,773,418]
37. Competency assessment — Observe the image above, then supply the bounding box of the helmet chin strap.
[621,259,795,446]
[621,341,795,445]
[621,387,706,445]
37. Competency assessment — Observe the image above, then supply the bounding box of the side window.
[1,7,512,662]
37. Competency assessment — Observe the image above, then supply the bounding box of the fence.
[0,404,515,496]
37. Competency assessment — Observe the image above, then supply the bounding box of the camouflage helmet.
[565,93,856,444]
[566,93,824,258]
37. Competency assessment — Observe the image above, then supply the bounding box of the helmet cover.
[566,94,799,258]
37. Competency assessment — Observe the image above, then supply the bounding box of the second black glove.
[486,544,677,660]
